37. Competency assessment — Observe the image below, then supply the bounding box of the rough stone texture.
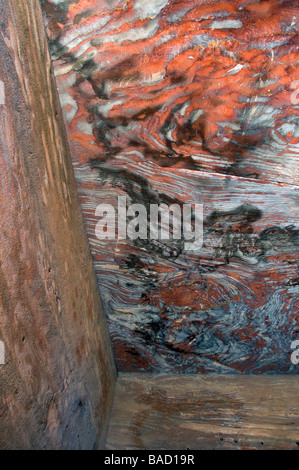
[107,373,299,450]
[0,0,116,450]
[41,0,299,373]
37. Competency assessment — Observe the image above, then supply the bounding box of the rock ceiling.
[41,0,299,373]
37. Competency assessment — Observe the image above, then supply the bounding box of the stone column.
[0,0,116,449]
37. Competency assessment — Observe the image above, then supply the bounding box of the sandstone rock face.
[0,0,116,449]
[41,0,299,373]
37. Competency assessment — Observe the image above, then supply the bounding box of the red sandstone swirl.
[42,0,299,372]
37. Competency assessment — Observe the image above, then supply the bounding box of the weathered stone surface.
[107,373,299,450]
[0,0,116,449]
[41,0,299,373]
